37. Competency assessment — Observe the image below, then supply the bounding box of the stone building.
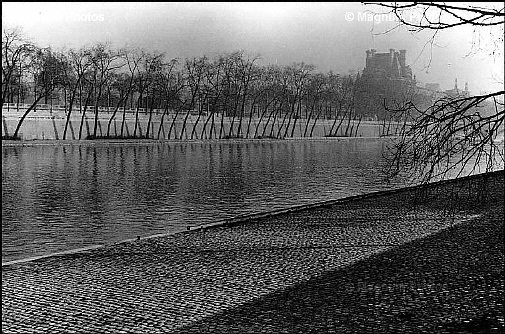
[355,49,422,120]
[362,48,413,82]
[444,78,469,98]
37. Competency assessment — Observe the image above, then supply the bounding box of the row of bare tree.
[3,28,373,140]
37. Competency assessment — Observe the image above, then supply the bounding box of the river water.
[2,139,409,262]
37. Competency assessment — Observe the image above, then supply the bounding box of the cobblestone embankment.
[2,171,504,333]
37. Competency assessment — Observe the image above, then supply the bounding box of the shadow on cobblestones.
[174,207,504,333]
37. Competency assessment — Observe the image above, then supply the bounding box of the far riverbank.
[1,136,399,147]
[2,109,402,140]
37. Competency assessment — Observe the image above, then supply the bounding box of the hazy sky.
[3,2,503,92]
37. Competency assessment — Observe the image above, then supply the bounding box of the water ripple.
[2,140,403,262]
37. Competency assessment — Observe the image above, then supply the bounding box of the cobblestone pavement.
[174,203,504,333]
[2,172,504,333]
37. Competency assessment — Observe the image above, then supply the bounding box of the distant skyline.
[2,2,503,92]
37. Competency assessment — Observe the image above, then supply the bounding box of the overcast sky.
[3,2,503,92]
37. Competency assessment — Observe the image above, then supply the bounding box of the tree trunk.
[63,81,82,140]
[12,94,45,138]
[107,93,126,137]
[157,100,170,140]
[93,84,103,138]
[254,97,276,138]
[168,107,181,140]
[78,89,93,140]
[310,105,323,137]
[262,100,278,137]
[303,103,316,137]
[290,100,302,138]
[133,93,143,137]
[269,107,281,138]
[146,95,155,138]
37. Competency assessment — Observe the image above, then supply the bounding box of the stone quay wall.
[2,107,402,140]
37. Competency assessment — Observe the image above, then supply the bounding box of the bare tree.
[200,57,224,139]
[303,73,325,137]
[62,47,92,139]
[87,43,122,138]
[235,53,261,138]
[282,63,314,138]
[180,56,206,139]
[166,70,186,140]
[12,48,67,138]
[385,92,504,183]
[2,27,35,107]
[118,47,142,137]
[156,58,183,139]
[143,53,164,138]
[106,72,130,137]
[252,66,282,138]
[366,2,505,183]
